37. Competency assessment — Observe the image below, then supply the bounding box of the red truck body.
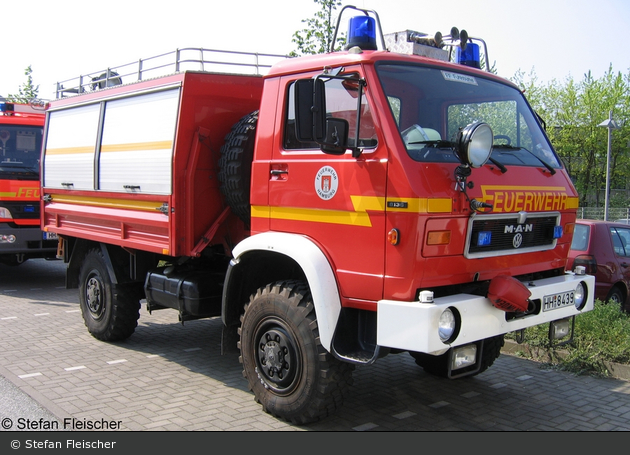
[40,8,595,424]
[0,101,57,265]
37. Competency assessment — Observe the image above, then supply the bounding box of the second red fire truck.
[0,99,57,265]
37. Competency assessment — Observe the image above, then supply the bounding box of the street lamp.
[598,110,620,221]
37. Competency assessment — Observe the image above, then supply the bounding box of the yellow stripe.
[252,196,453,227]
[269,206,374,227]
[46,146,94,155]
[566,197,579,209]
[101,141,173,153]
[46,140,173,156]
[0,192,17,197]
[50,194,164,212]
[385,197,452,213]
[351,195,386,211]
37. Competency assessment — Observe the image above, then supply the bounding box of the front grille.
[465,212,560,258]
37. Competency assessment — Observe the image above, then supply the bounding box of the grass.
[506,300,630,377]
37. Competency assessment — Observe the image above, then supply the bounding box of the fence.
[577,207,630,221]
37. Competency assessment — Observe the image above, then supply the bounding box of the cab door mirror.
[295,78,326,142]
[321,118,349,155]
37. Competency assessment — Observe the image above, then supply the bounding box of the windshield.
[0,124,42,178]
[376,63,560,169]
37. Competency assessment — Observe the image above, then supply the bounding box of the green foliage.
[507,300,630,377]
[290,0,345,56]
[511,66,630,206]
[6,65,39,104]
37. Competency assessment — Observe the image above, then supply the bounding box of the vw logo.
[513,233,523,249]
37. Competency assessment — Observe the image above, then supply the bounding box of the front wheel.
[78,248,140,341]
[606,286,625,306]
[239,280,353,424]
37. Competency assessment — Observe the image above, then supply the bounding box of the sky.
[2,0,629,100]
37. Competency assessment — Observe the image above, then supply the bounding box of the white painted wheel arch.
[231,232,341,352]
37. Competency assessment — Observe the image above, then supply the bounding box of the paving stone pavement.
[1,259,629,432]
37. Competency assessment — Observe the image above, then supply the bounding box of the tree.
[290,0,345,57]
[6,65,39,104]
[512,66,630,208]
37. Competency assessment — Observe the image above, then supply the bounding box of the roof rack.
[54,47,288,99]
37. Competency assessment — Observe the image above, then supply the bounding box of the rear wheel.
[410,335,504,378]
[78,248,140,341]
[239,280,353,424]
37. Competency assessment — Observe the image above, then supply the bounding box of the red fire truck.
[0,99,57,265]
[41,6,594,424]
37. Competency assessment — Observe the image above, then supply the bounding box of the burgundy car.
[567,219,630,312]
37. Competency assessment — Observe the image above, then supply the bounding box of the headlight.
[574,281,587,310]
[0,207,13,219]
[455,122,493,168]
[0,234,16,244]
[438,307,459,343]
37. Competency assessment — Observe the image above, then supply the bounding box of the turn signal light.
[427,230,451,245]
[388,228,400,245]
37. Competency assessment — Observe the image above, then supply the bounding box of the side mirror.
[321,118,349,155]
[295,78,326,142]
[295,78,349,155]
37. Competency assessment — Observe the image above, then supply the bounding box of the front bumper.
[377,271,595,355]
[0,224,58,255]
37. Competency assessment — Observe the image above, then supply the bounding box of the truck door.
[266,73,387,304]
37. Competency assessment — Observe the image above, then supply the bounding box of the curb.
[501,339,630,382]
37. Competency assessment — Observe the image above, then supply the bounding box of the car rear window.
[571,224,590,251]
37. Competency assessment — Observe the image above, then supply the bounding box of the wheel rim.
[85,271,105,321]
[253,319,301,395]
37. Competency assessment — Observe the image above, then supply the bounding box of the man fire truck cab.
[0,99,57,265]
[41,6,594,424]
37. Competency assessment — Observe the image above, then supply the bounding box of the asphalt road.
[1,258,629,432]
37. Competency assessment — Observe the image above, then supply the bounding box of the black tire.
[606,286,625,306]
[78,248,140,341]
[410,335,504,378]
[218,111,258,227]
[238,280,354,425]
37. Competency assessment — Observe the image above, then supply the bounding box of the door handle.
[270,165,289,181]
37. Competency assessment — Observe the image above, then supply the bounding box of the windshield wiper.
[488,157,507,173]
[408,139,455,148]
[493,144,556,175]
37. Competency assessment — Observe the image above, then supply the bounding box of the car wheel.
[606,286,625,306]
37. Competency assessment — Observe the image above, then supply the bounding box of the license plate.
[43,232,58,240]
[543,291,575,311]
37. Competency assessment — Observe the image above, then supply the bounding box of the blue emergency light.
[0,102,13,113]
[477,231,492,247]
[346,15,378,50]
[456,42,481,69]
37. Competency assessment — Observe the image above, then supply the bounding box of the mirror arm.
[352,80,366,158]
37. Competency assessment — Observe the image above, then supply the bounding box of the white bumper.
[377,272,595,355]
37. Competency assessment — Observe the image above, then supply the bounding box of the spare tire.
[218,111,258,227]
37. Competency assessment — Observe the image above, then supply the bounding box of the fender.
[230,232,341,352]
